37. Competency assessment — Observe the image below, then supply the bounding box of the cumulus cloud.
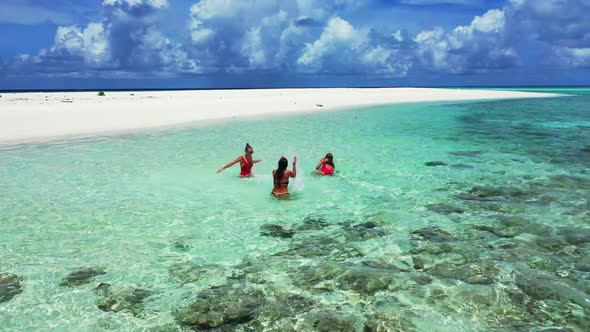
[410,0,590,72]
[103,0,168,8]
[186,0,333,72]
[508,0,590,47]
[506,0,590,68]
[53,23,109,66]
[414,9,519,73]
[297,17,363,69]
[297,17,413,76]
[4,0,590,80]
[553,47,590,67]
[185,0,412,76]
[7,0,197,77]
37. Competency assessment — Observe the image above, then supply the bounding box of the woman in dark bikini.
[217,143,261,177]
[272,156,297,197]
[315,153,335,175]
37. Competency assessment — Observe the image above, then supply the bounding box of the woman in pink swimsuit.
[315,153,335,175]
[217,143,261,177]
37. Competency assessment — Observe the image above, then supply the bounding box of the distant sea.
[1,85,588,93]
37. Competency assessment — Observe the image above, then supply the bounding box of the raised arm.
[290,156,297,178]
[217,156,242,173]
[253,159,262,164]
[315,158,326,170]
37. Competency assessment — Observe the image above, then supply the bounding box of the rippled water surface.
[1,89,589,331]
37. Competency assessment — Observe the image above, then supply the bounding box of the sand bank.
[0,88,560,144]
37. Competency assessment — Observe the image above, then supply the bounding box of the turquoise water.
[1,89,589,331]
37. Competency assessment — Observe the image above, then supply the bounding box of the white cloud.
[8,0,198,77]
[467,9,505,33]
[415,9,518,73]
[103,0,169,8]
[554,47,590,67]
[7,0,590,79]
[505,0,590,68]
[241,27,266,67]
[297,17,413,76]
[297,17,362,68]
[53,23,109,66]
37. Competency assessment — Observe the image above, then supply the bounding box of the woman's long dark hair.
[325,153,334,167]
[275,157,288,182]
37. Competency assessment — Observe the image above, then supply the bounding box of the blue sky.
[1,0,589,89]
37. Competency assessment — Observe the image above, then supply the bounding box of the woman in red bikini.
[272,156,297,197]
[217,143,261,177]
[315,153,335,175]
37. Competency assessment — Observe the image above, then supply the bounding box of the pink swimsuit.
[321,164,334,175]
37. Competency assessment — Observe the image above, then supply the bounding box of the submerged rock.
[363,313,417,332]
[295,309,360,332]
[412,273,433,285]
[60,267,106,287]
[0,273,22,303]
[497,215,530,227]
[168,261,235,285]
[425,161,448,167]
[94,282,111,297]
[574,256,590,272]
[474,216,551,239]
[412,257,425,270]
[488,239,519,250]
[557,227,590,245]
[547,174,590,190]
[336,266,400,294]
[256,294,316,326]
[521,223,552,236]
[410,226,455,242]
[515,267,590,310]
[410,243,454,255]
[174,284,265,329]
[361,259,410,272]
[96,284,154,316]
[473,225,518,238]
[341,222,387,242]
[260,224,296,239]
[426,203,465,215]
[427,261,498,285]
[535,236,569,252]
[293,262,348,289]
[277,236,364,260]
[296,215,330,231]
[170,240,191,252]
[457,186,528,201]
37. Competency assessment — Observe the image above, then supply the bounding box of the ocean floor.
[0,89,589,331]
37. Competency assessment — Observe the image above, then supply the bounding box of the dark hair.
[245,143,252,152]
[324,153,334,167]
[275,157,288,182]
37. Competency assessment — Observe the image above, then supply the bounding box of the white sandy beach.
[0,88,560,144]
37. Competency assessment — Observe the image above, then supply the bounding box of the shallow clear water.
[1,89,589,331]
